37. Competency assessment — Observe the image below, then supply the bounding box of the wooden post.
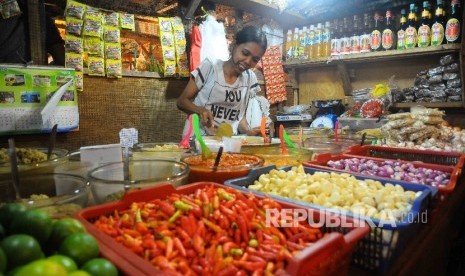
[28,0,47,65]
[337,63,352,96]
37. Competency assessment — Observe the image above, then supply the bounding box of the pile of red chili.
[93,186,323,275]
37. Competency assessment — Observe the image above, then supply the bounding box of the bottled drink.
[306,25,315,60]
[445,0,462,43]
[360,13,371,53]
[350,15,361,53]
[330,19,340,56]
[397,8,408,50]
[405,4,418,49]
[370,12,382,51]
[299,26,307,59]
[341,18,351,54]
[431,0,446,46]
[292,27,300,59]
[285,29,293,60]
[417,1,432,47]
[323,21,332,57]
[313,23,323,58]
[382,9,396,50]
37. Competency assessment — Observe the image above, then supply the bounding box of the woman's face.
[231,42,265,74]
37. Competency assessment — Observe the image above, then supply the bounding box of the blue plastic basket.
[224,165,437,272]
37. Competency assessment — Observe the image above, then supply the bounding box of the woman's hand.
[198,108,214,128]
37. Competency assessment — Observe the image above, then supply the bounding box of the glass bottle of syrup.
[445,0,462,43]
[417,1,432,47]
[370,12,382,51]
[431,0,446,46]
[382,9,396,50]
[405,3,418,49]
[397,8,408,50]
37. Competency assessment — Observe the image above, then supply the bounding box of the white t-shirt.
[182,58,261,136]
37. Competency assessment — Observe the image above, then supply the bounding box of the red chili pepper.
[202,218,224,234]
[256,229,264,244]
[157,200,175,216]
[236,216,249,242]
[164,236,173,259]
[193,234,205,255]
[173,237,186,257]
[217,264,239,276]
[251,269,264,276]
[247,255,267,264]
[234,260,267,271]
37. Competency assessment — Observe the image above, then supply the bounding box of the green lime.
[47,254,78,272]
[10,209,53,244]
[0,203,27,233]
[0,247,7,273]
[58,232,100,267]
[14,259,67,276]
[81,258,118,276]
[0,234,43,270]
[49,217,86,246]
[69,270,92,276]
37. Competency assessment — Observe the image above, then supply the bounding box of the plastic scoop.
[179,115,193,148]
[192,113,212,160]
[7,139,21,202]
[282,128,296,148]
[278,124,288,155]
[260,117,269,144]
[47,124,58,160]
[334,120,339,142]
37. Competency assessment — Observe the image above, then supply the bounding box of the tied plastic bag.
[282,104,310,114]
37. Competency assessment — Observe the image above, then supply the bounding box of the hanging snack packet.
[0,0,22,19]
[160,32,174,48]
[175,44,187,60]
[65,18,83,36]
[103,11,119,27]
[84,6,103,22]
[65,0,86,19]
[83,18,103,38]
[65,53,83,71]
[106,60,122,78]
[177,59,190,77]
[75,72,84,91]
[120,13,135,31]
[164,60,176,77]
[104,42,122,60]
[65,35,83,54]
[88,57,105,76]
[103,26,120,43]
[163,48,176,61]
[159,17,172,32]
[84,37,104,57]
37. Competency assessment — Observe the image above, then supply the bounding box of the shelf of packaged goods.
[392,102,464,108]
[208,0,305,28]
[284,44,462,68]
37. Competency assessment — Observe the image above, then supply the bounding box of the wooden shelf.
[284,44,462,68]
[208,0,305,28]
[392,102,464,108]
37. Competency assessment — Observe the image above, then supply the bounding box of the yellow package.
[106,60,122,78]
[103,11,119,27]
[65,53,83,71]
[173,29,186,45]
[84,37,104,57]
[104,42,121,60]
[171,17,184,31]
[88,57,105,76]
[75,71,84,91]
[175,45,187,60]
[163,48,176,61]
[158,17,172,32]
[164,60,176,77]
[65,0,86,19]
[160,32,174,48]
[103,26,120,43]
[120,13,135,31]
[65,35,83,54]
[84,6,103,22]
[83,18,102,38]
[177,59,189,77]
[65,18,83,36]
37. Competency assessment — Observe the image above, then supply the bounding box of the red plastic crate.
[75,182,370,276]
[345,145,465,171]
[303,153,460,199]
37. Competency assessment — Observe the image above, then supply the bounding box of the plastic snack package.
[106,60,122,78]
[164,60,176,77]
[385,112,412,120]
[0,0,22,19]
[104,42,122,60]
[65,18,83,36]
[83,18,103,38]
[120,13,135,31]
[75,72,84,91]
[88,57,105,76]
[84,6,103,22]
[65,53,83,72]
[103,26,120,43]
[411,107,445,117]
[65,35,83,54]
[65,0,86,19]
[84,37,104,57]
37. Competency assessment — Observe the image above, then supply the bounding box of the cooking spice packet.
[75,72,84,91]
[0,0,22,19]
[103,11,119,26]
[65,35,83,54]
[103,26,120,43]
[88,57,105,76]
[106,60,122,78]
[104,42,122,60]
[83,18,103,38]
[119,13,135,31]
[84,37,104,57]
[65,53,84,72]
[84,6,103,22]
[65,0,86,20]
[159,17,172,32]
[177,59,189,77]
[163,48,176,61]
[164,60,176,77]
[160,32,175,47]
[65,18,83,36]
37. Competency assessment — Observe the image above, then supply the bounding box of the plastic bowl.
[0,173,89,217]
[54,151,99,179]
[132,143,190,161]
[0,147,69,181]
[181,153,264,184]
[241,146,314,168]
[89,159,189,204]
[305,137,361,152]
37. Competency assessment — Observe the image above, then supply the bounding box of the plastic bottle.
[382,9,396,50]
[292,27,300,59]
[285,29,293,60]
[431,0,446,46]
[341,18,351,55]
[417,1,432,47]
[323,21,332,57]
[307,25,315,60]
[313,23,323,58]
[445,0,462,43]
[397,8,408,50]
[299,26,307,59]
[331,19,340,56]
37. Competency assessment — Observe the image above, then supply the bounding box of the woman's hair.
[235,25,268,51]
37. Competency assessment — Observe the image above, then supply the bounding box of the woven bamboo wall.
[0,77,189,151]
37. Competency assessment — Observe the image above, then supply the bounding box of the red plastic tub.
[75,183,370,276]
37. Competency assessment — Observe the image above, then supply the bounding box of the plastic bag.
[283,104,310,114]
